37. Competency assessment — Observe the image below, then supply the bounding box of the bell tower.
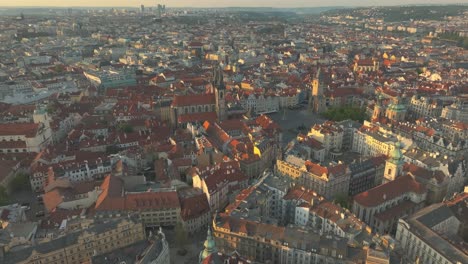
[199,227,217,263]
[214,66,226,121]
[372,92,384,122]
[383,142,404,183]
[309,67,324,113]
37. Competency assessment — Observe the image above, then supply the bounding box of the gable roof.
[354,175,426,207]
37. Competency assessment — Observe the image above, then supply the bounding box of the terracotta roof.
[404,163,446,184]
[283,186,319,201]
[354,175,426,207]
[305,161,347,177]
[125,191,180,210]
[43,189,64,212]
[255,115,280,130]
[0,140,27,149]
[180,192,210,221]
[172,94,215,107]
[178,112,217,123]
[0,123,39,137]
[95,175,124,210]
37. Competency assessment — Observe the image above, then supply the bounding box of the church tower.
[213,66,226,121]
[372,92,384,121]
[385,96,407,122]
[199,227,219,264]
[309,68,324,113]
[383,142,404,183]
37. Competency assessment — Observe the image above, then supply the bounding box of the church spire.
[213,65,225,90]
[199,226,217,263]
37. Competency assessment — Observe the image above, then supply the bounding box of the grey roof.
[404,203,468,264]
[416,205,454,228]
[3,217,140,264]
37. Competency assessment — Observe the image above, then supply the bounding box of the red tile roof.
[95,175,125,210]
[125,191,180,210]
[172,94,215,107]
[0,123,39,137]
[0,140,27,149]
[354,175,426,207]
[404,163,446,184]
[178,112,217,123]
[180,192,210,221]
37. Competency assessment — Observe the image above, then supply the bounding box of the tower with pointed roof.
[199,226,221,264]
[213,66,226,121]
[383,142,404,183]
[372,92,384,121]
[309,67,325,113]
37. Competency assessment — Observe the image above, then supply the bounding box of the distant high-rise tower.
[140,4,145,13]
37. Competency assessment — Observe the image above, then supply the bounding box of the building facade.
[3,217,146,264]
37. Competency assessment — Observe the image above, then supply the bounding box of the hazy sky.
[0,0,463,8]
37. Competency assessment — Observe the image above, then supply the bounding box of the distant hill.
[224,7,344,14]
[321,5,468,22]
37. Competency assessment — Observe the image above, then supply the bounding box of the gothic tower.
[214,66,226,121]
[309,67,324,113]
[383,142,404,183]
[372,92,384,121]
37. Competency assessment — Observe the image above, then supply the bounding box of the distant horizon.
[0,1,466,8]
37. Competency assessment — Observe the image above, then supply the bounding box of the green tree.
[334,193,350,209]
[175,222,188,252]
[106,145,121,155]
[117,123,134,133]
[0,186,9,206]
[323,106,367,122]
[9,172,31,192]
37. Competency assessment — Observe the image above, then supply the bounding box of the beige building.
[308,121,344,159]
[0,108,52,154]
[409,95,442,119]
[213,214,359,264]
[3,217,146,264]
[352,122,412,158]
[441,97,468,123]
[276,156,350,200]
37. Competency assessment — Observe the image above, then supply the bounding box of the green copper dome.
[200,227,217,262]
[388,97,406,112]
[390,142,403,162]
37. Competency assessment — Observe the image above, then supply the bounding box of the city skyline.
[0,0,465,8]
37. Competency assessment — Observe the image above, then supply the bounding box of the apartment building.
[395,193,468,264]
[3,216,146,264]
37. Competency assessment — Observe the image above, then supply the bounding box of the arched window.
[205,105,209,112]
